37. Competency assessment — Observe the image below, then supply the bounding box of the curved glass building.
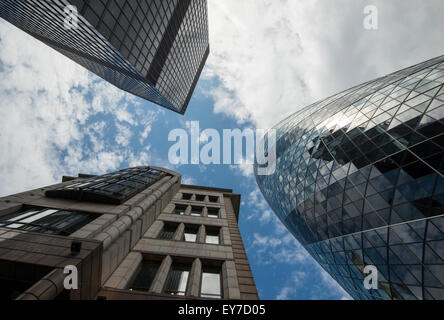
[254,56,444,300]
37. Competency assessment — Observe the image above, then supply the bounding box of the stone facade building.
[0,166,258,300]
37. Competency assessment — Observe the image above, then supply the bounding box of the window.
[0,261,54,300]
[45,167,167,205]
[174,205,187,215]
[195,194,205,202]
[164,264,190,296]
[182,193,192,200]
[158,224,177,240]
[205,229,220,245]
[129,260,161,292]
[209,196,219,203]
[190,206,203,217]
[183,226,198,243]
[207,208,219,219]
[0,207,99,236]
[200,267,222,299]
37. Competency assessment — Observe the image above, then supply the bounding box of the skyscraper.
[0,0,209,114]
[255,56,444,300]
[0,166,258,300]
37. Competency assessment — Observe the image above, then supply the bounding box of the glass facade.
[46,167,167,204]
[254,56,444,300]
[0,0,209,114]
[0,207,99,236]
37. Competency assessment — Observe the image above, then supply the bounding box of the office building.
[0,166,258,300]
[255,55,444,300]
[0,0,210,114]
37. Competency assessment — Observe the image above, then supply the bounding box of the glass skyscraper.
[255,56,444,300]
[0,0,209,114]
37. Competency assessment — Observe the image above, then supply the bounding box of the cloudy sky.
[1,0,444,299]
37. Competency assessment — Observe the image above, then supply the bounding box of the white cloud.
[276,271,307,300]
[229,162,254,178]
[0,19,159,196]
[245,188,274,223]
[276,287,294,300]
[115,123,133,147]
[206,0,444,129]
[127,148,152,168]
[182,176,197,185]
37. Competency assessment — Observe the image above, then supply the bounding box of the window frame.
[0,206,100,236]
[207,208,220,219]
[183,225,199,243]
[205,228,221,245]
[200,266,223,299]
[182,193,193,200]
[128,259,162,292]
[173,204,187,215]
[158,224,178,240]
[195,194,206,202]
[190,206,203,217]
[164,263,191,296]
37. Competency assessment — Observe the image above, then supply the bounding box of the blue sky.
[1,0,444,300]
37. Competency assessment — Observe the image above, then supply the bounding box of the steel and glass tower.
[0,0,209,114]
[255,56,444,300]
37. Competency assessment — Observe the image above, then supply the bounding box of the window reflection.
[184,226,198,243]
[201,268,222,299]
[0,207,99,236]
[164,264,190,296]
[205,229,220,245]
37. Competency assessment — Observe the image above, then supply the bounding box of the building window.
[182,193,192,200]
[158,224,177,240]
[129,260,161,292]
[174,205,187,215]
[195,194,205,202]
[0,207,99,236]
[200,267,222,299]
[183,226,198,243]
[164,264,190,296]
[209,196,219,203]
[45,167,167,205]
[190,206,203,217]
[205,229,220,245]
[207,208,220,219]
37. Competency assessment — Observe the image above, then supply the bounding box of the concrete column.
[187,258,202,297]
[185,205,192,216]
[163,203,175,214]
[150,255,172,294]
[221,226,231,246]
[220,208,227,219]
[197,225,206,244]
[222,261,241,299]
[191,194,196,201]
[144,220,164,238]
[174,223,185,241]
[204,195,210,203]
[202,206,208,218]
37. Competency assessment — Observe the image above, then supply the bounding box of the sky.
[1,0,444,300]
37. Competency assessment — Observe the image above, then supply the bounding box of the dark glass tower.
[0,0,209,114]
[255,56,444,300]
